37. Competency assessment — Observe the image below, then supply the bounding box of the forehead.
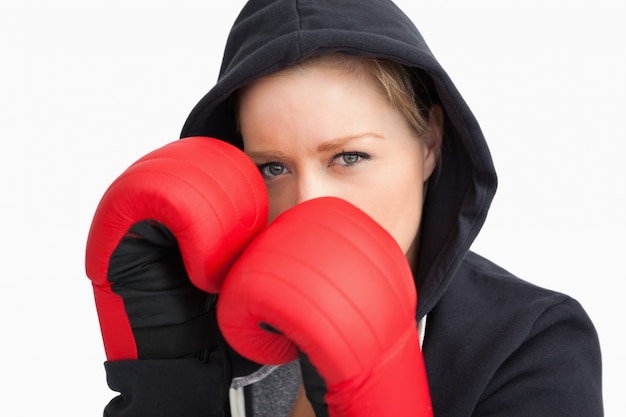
[239,64,390,138]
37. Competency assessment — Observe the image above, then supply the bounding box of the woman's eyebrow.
[245,133,384,160]
[245,149,290,161]
[316,133,384,153]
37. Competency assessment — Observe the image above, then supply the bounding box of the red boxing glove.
[85,136,268,361]
[218,197,432,417]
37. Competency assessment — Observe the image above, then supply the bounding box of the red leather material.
[85,136,268,360]
[218,197,432,417]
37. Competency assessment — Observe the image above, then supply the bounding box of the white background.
[1,0,623,415]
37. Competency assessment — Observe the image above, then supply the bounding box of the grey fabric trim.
[231,364,281,390]
[252,360,302,417]
[229,361,302,417]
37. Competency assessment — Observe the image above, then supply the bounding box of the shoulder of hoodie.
[426,251,598,347]
[424,253,603,416]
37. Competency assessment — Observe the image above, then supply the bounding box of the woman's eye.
[258,162,288,178]
[332,152,370,166]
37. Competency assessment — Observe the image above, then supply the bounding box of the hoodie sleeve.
[102,356,231,417]
[474,297,603,417]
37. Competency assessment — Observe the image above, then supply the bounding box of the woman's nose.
[268,172,340,223]
[294,174,334,206]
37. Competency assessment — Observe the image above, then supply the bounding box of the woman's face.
[239,59,441,257]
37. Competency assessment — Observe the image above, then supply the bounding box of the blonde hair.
[368,59,433,137]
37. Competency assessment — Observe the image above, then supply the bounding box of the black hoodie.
[103,1,603,416]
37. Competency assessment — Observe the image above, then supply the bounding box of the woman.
[220,52,443,417]
[92,0,603,416]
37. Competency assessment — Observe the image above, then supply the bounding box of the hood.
[180,0,497,319]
